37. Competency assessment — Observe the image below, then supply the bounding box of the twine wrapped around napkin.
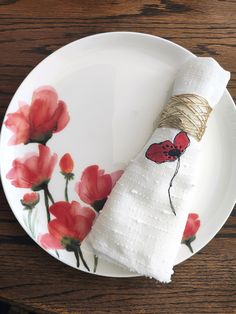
[87,57,230,282]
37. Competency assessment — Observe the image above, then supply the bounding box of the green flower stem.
[185,240,194,253]
[93,255,98,273]
[27,210,34,237]
[78,247,90,271]
[43,185,58,257]
[74,249,80,268]
[45,185,55,204]
[43,188,50,223]
[65,177,69,202]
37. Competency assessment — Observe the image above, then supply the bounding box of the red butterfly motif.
[145,131,190,164]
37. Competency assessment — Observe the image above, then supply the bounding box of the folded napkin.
[87,57,230,282]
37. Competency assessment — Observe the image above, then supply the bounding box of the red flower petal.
[188,213,199,220]
[5,86,70,146]
[5,104,30,145]
[23,192,39,203]
[6,161,38,188]
[45,201,96,245]
[75,169,95,205]
[70,201,96,223]
[6,145,57,189]
[110,170,124,188]
[73,215,94,241]
[49,201,72,221]
[76,165,112,204]
[29,86,59,132]
[38,233,63,249]
[48,219,74,240]
[38,145,57,180]
[98,169,105,175]
[145,141,176,163]
[96,173,112,199]
[59,153,74,173]
[29,87,70,139]
[23,155,39,174]
[49,201,96,234]
[53,101,70,133]
[173,132,190,153]
[182,213,200,241]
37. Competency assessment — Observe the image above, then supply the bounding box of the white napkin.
[87,57,230,282]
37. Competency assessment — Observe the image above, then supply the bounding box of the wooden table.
[0,1,235,313]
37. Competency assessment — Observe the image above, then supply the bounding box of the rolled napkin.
[87,57,230,282]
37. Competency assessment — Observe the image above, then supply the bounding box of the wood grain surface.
[0,1,235,313]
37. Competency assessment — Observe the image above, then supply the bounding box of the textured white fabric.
[87,57,230,282]
[173,57,230,107]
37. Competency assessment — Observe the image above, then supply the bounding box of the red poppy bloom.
[145,131,190,163]
[21,192,40,209]
[75,165,123,211]
[145,131,190,215]
[6,144,57,190]
[59,153,74,174]
[5,86,70,145]
[182,213,200,241]
[38,201,96,250]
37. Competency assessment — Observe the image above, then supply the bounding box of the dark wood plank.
[0,1,235,313]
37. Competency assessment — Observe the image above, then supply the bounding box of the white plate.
[1,32,236,278]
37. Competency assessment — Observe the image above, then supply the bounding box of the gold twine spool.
[158,94,212,141]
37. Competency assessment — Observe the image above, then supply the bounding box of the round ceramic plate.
[1,32,236,278]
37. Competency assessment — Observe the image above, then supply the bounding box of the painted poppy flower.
[21,192,40,209]
[38,201,96,250]
[182,213,200,253]
[75,165,123,212]
[5,86,70,145]
[6,144,57,190]
[145,131,190,215]
[145,131,190,163]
